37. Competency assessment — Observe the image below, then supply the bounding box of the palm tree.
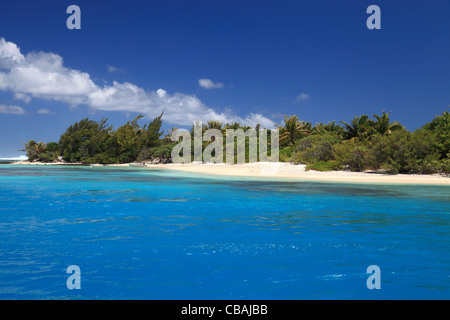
[313,121,343,134]
[34,142,47,155]
[201,120,225,145]
[203,120,224,131]
[372,111,403,136]
[224,122,241,130]
[340,115,374,141]
[255,123,261,138]
[21,140,47,161]
[21,140,37,161]
[277,115,310,145]
[21,140,36,152]
[163,127,178,144]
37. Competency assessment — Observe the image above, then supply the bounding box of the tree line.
[21,110,450,175]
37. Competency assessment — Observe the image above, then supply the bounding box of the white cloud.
[0,38,25,69]
[198,78,224,89]
[294,92,310,103]
[0,39,96,106]
[241,113,277,129]
[0,104,26,115]
[107,65,125,73]
[0,38,275,128]
[156,88,166,97]
[37,108,52,114]
[87,82,245,126]
[14,92,31,103]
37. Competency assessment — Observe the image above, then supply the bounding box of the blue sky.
[0,0,449,157]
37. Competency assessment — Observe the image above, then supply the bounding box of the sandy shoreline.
[145,162,450,185]
[10,160,450,185]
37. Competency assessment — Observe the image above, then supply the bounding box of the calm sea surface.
[0,165,449,299]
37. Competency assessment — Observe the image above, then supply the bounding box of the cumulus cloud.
[198,78,224,89]
[0,38,95,106]
[0,104,26,115]
[0,38,275,127]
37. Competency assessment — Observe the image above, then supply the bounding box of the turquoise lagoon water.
[0,165,449,299]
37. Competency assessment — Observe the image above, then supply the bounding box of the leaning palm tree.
[23,141,47,162]
[21,140,36,152]
[277,115,310,145]
[372,111,403,136]
[21,140,38,161]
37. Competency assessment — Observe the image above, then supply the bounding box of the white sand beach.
[145,162,450,185]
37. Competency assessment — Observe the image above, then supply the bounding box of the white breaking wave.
[0,155,27,160]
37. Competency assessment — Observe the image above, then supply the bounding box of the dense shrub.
[306,160,340,171]
[138,144,174,161]
[368,130,440,174]
[279,146,295,162]
[422,111,450,159]
[293,133,341,165]
[439,158,450,176]
[332,140,370,171]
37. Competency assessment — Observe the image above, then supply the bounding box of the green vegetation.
[23,113,167,164]
[22,110,450,176]
[292,110,449,175]
[303,111,449,175]
[21,140,60,162]
[277,115,310,146]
